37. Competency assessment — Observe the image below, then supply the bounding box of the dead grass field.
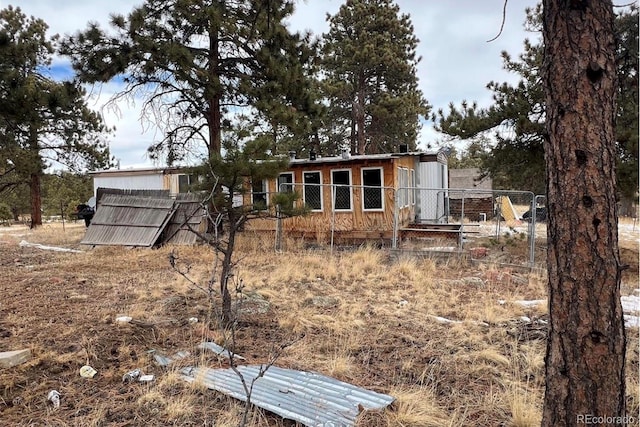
[0,221,638,426]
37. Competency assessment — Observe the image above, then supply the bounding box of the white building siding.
[416,161,448,223]
[93,174,165,196]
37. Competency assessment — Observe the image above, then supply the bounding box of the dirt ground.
[0,222,638,426]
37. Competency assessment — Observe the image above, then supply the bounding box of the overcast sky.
[9,0,539,168]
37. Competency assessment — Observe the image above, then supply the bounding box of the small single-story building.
[448,168,494,221]
[89,167,199,198]
[243,151,449,241]
[87,152,450,245]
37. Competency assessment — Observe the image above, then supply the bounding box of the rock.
[0,348,31,368]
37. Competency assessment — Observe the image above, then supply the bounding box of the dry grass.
[0,223,638,426]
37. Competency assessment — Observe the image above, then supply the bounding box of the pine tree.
[321,0,429,155]
[41,172,93,219]
[0,6,112,227]
[61,0,318,163]
[191,120,291,324]
[435,5,638,199]
[542,0,626,422]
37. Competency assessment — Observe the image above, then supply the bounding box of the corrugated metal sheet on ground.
[180,365,395,427]
[81,195,176,247]
[163,195,207,245]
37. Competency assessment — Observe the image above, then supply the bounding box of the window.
[277,172,294,193]
[362,168,383,210]
[410,169,416,205]
[303,171,322,211]
[398,167,409,207]
[331,169,352,211]
[251,179,268,209]
[277,172,295,211]
[178,174,198,193]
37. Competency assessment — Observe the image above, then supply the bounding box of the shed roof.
[287,151,442,167]
[89,166,189,177]
[448,168,493,199]
[96,188,170,207]
[81,195,177,247]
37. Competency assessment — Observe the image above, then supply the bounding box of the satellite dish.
[88,196,96,209]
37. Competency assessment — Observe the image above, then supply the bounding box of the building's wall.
[93,174,165,196]
[449,198,495,221]
[92,170,200,197]
[245,157,420,238]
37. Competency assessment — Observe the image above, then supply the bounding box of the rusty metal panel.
[81,195,176,247]
[181,365,395,427]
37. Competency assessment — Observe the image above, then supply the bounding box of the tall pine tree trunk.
[350,103,357,155]
[542,1,626,424]
[356,70,366,154]
[28,126,42,228]
[29,172,42,228]
[208,30,222,157]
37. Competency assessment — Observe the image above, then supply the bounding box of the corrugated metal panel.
[181,365,395,427]
[81,195,176,247]
[416,161,448,223]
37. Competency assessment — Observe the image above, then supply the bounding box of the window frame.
[303,170,323,212]
[398,167,410,208]
[331,169,353,212]
[277,172,295,193]
[251,178,269,209]
[177,173,198,193]
[361,167,384,212]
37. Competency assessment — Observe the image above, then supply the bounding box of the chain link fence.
[257,183,542,266]
[395,187,539,265]
[268,183,397,252]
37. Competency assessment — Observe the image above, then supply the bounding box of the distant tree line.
[0,172,93,224]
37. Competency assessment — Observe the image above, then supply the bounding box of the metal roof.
[180,365,395,427]
[81,195,177,247]
[448,168,493,199]
[288,151,432,167]
[89,166,187,176]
